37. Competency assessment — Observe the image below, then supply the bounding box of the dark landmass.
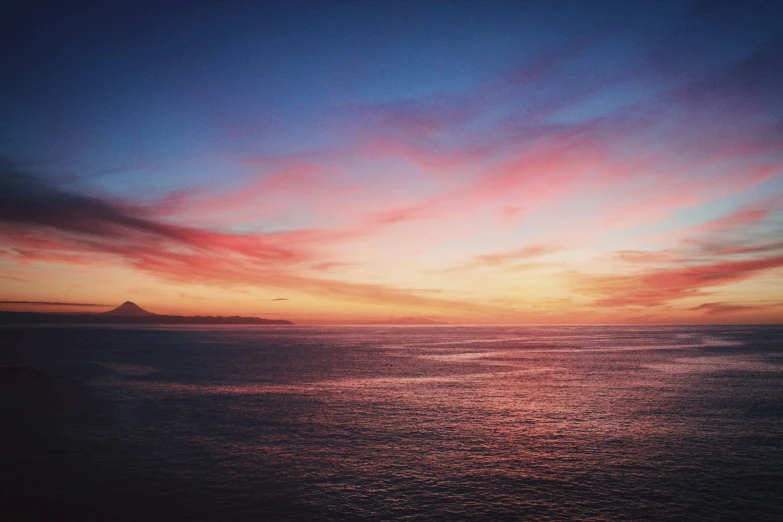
[0,312,293,325]
[374,316,445,325]
[0,301,293,325]
[104,301,154,316]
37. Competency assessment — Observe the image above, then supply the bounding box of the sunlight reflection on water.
[6,325,782,521]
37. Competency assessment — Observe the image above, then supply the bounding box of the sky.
[1,0,782,324]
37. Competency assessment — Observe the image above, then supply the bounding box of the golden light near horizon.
[1,1,782,324]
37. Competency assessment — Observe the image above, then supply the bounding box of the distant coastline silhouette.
[374,316,445,325]
[0,301,293,325]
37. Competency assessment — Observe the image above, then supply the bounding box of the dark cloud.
[0,159,308,263]
[0,160,188,242]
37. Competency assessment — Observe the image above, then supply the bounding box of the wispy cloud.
[3,15,782,323]
[444,244,564,274]
[0,300,109,307]
[687,301,783,316]
[574,255,783,308]
[0,163,522,318]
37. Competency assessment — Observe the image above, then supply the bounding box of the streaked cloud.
[0,300,109,307]
[1,3,781,323]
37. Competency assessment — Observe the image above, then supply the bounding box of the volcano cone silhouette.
[104,301,154,316]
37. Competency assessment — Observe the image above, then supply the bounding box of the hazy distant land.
[0,301,293,325]
[374,316,445,325]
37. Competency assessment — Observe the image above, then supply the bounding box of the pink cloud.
[688,301,783,316]
[612,250,677,264]
[475,244,562,265]
[575,255,783,308]
[0,168,527,318]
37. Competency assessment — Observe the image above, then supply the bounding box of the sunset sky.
[2,1,782,323]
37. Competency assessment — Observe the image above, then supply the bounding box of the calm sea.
[2,325,782,521]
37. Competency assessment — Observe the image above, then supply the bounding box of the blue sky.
[1,1,782,322]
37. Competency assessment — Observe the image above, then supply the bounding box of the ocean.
[2,325,782,521]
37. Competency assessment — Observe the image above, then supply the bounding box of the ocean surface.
[2,325,782,521]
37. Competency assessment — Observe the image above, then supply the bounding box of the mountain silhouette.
[1,301,293,325]
[104,301,154,316]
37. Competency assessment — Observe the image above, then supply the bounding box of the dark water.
[2,325,783,521]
